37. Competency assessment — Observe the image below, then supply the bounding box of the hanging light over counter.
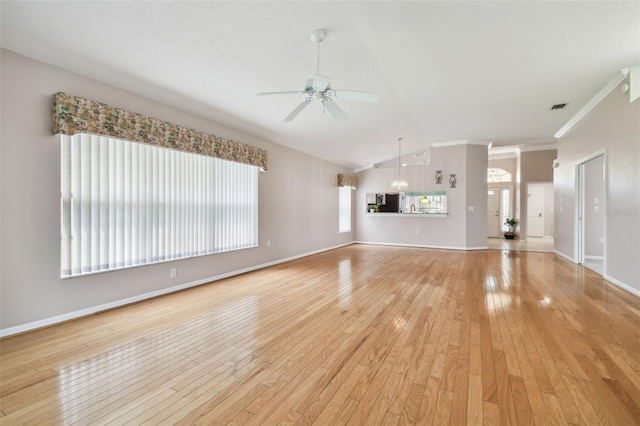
[391,137,409,190]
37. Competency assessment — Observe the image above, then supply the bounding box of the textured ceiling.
[2,1,638,170]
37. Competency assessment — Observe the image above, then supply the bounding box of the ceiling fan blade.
[323,99,349,121]
[283,99,311,122]
[331,90,379,102]
[258,91,307,96]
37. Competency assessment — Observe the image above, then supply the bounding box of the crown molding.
[554,69,629,138]
[431,139,491,148]
[519,142,558,152]
[489,152,518,160]
[630,67,639,103]
[353,164,374,173]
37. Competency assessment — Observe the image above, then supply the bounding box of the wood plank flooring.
[486,236,554,253]
[1,244,640,425]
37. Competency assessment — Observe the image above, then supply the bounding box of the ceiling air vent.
[551,103,567,110]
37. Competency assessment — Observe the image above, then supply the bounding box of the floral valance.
[338,173,358,189]
[51,92,268,171]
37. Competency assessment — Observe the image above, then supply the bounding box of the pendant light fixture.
[391,137,409,191]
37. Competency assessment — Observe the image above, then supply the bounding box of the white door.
[487,188,501,237]
[527,184,544,237]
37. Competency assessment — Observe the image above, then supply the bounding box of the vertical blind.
[61,133,258,277]
[338,186,352,233]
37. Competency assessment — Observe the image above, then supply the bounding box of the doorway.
[576,153,605,275]
[527,184,545,237]
[487,187,512,238]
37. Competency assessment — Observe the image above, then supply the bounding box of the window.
[338,186,352,233]
[60,133,258,277]
[487,168,512,183]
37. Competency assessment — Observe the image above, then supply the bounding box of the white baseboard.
[603,274,640,299]
[0,242,354,338]
[355,241,488,251]
[554,249,577,263]
[583,255,604,260]
[551,251,639,299]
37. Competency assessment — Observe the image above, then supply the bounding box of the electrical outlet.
[267,239,271,247]
[170,268,177,278]
[416,229,420,235]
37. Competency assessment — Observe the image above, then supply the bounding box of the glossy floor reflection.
[582,257,604,275]
[487,235,554,252]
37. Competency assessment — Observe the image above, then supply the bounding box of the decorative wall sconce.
[435,170,442,184]
[449,174,457,188]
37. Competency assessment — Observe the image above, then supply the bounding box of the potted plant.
[504,218,517,239]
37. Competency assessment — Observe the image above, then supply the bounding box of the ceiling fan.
[258,29,379,122]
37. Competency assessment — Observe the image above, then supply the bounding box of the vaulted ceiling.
[2,1,638,170]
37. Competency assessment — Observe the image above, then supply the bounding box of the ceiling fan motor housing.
[306,74,331,92]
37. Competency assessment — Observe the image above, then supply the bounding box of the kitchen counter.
[366,212,447,218]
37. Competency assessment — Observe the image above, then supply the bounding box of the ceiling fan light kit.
[258,28,379,122]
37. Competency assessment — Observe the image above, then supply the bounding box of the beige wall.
[466,144,489,247]
[490,157,516,176]
[518,150,557,239]
[355,143,488,249]
[0,50,356,332]
[554,76,639,294]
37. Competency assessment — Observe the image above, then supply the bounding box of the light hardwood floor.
[487,236,554,253]
[1,244,640,425]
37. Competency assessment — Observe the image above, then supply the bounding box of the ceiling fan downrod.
[310,29,326,75]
